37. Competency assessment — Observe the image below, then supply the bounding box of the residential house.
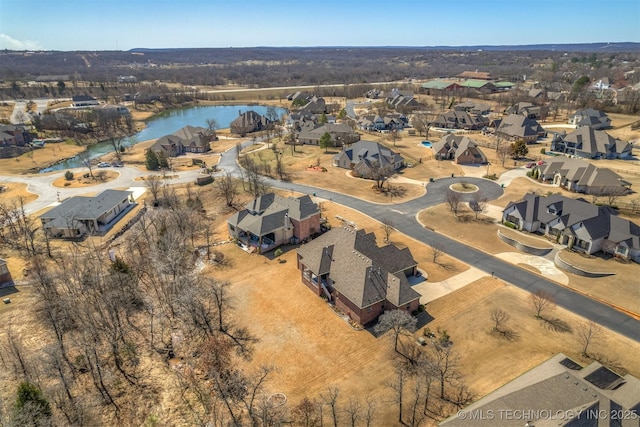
[229,110,271,135]
[453,101,491,115]
[357,114,407,132]
[536,158,631,195]
[505,101,548,120]
[420,80,462,95]
[333,140,404,178]
[386,89,424,111]
[494,114,546,143]
[432,110,489,130]
[528,88,545,99]
[297,227,421,326]
[440,353,640,427]
[227,193,321,254]
[456,70,492,80]
[570,108,612,129]
[0,124,32,147]
[502,193,640,261]
[40,189,134,239]
[289,93,327,115]
[590,77,611,91]
[460,80,497,94]
[150,125,212,158]
[297,123,360,146]
[432,135,487,164]
[551,127,632,159]
[494,81,515,91]
[0,258,14,287]
[71,95,99,107]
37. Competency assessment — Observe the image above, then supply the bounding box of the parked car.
[111,162,124,167]
[526,162,536,168]
[97,162,110,168]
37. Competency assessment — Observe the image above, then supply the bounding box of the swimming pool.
[421,141,432,148]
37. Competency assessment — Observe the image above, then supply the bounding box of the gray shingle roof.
[440,353,640,427]
[40,189,132,230]
[228,193,320,237]
[297,228,419,309]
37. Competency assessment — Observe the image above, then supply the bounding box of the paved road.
[217,142,640,342]
[5,139,640,342]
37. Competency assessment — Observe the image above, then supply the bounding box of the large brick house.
[227,193,321,254]
[297,227,421,326]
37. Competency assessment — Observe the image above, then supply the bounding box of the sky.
[1,0,639,51]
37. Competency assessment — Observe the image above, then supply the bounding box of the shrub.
[503,221,516,229]
[541,148,546,154]
[64,170,74,181]
[274,248,283,258]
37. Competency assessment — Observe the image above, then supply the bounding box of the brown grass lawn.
[51,169,119,188]
[0,182,38,205]
[417,203,640,314]
[425,278,640,398]
[0,142,85,175]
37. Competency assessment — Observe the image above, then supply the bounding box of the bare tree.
[430,242,445,265]
[381,217,394,243]
[387,365,407,425]
[490,308,510,333]
[529,290,556,319]
[321,386,340,427]
[445,189,461,215]
[497,143,510,167]
[293,397,320,427]
[576,320,603,357]
[215,172,239,208]
[368,161,394,190]
[374,310,418,353]
[146,175,162,206]
[344,397,361,427]
[429,343,462,400]
[470,192,488,220]
[78,150,95,178]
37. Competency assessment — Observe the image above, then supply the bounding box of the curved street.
[2,139,639,342]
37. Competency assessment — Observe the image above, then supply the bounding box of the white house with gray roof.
[297,227,421,326]
[227,193,321,254]
[39,189,134,238]
[570,108,611,130]
[440,353,640,427]
[503,193,640,261]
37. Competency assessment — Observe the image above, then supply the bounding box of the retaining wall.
[497,229,552,256]
[554,252,615,278]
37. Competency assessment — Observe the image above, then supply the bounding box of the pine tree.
[145,149,160,170]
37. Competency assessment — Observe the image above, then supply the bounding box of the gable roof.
[40,190,132,230]
[421,80,459,90]
[335,140,404,169]
[440,353,640,427]
[562,127,630,156]
[227,193,320,237]
[297,228,420,309]
[496,114,545,138]
[538,158,627,190]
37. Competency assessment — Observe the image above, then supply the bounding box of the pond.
[42,104,287,172]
